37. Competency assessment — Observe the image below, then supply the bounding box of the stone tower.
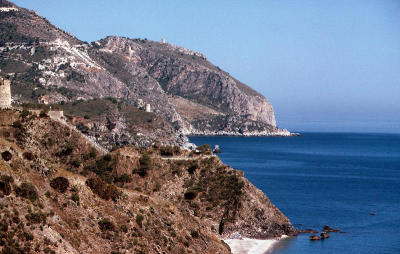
[0,77,11,109]
[145,104,151,112]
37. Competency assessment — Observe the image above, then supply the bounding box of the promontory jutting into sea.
[1,0,399,253]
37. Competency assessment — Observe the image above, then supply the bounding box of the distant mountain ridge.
[0,0,292,148]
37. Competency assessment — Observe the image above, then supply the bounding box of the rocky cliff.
[0,109,296,253]
[0,0,292,148]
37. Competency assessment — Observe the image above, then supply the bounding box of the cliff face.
[99,36,278,135]
[0,109,295,253]
[0,0,290,147]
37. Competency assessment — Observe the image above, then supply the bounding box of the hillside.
[0,109,296,253]
[0,0,292,148]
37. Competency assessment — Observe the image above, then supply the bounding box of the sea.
[190,133,400,254]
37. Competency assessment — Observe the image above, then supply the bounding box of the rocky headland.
[0,0,295,148]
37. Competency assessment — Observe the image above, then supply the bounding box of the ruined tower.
[0,77,11,109]
[145,104,151,112]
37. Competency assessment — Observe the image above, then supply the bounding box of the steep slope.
[0,109,295,253]
[0,0,292,149]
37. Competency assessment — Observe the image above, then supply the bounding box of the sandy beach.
[224,236,285,254]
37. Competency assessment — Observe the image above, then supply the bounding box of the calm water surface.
[190,133,400,254]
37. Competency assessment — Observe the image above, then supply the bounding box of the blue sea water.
[190,133,400,254]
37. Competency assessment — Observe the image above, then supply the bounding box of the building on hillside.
[0,77,11,109]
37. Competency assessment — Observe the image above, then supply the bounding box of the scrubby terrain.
[0,109,295,253]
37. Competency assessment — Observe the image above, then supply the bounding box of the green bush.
[57,144,74,157]
[12,120,22,129]
[136,214,144,228]
[1,151,12,161]
[136,154,151,177]
[184,189,197,200]
[187,162,198,174]
[197,144,211,154]
[86,178,120,202]
[71,193,80,205]
[0,181,11,196]
[114,174,132,184]
[15,182,38,201]
[160,146,174,156]
[50,177,70,193]
[98,218,115,232]
[190,230,199,238]
[71,159,81,168]
[23,152,34,161]
[25,212,46,224]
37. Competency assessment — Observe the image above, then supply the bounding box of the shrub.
[0,181,11,196]
[103,153,112,161]
[15,182,38,201]
[187,162,198,174]
[50,177,70,193]
[184,189,197,200]
[71,193,80,205]
[25,212,46,224]
[1,151,12,161]
[23,152,34,161]
[190,230,199,238]
[197,144,211,154]
[160,146,174,156]
[76,122,89,134]
[98,218,115,232]
[12,120,22,129]
[39,109,48,117]
[0,175,13,184]
[57,144,74,157]
[136,214,144,228]
[114,174,132,184]
[21,109,30,120]
[89,148,97,158]
[71,159,81,168]
[94,155,114,177]
[137,154,151,177]
[86,178,120,201]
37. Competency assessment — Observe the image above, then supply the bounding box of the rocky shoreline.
[188,129,300,137]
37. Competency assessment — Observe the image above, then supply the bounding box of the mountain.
[0,0,292,148]
[0,109,296,253]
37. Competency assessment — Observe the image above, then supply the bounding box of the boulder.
[320,232,330,239]
[298,229,319,234]
[309,235,321,241]
[323,225,340,232]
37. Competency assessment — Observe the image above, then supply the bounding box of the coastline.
[224,236,287,254]
[186,129,300,137]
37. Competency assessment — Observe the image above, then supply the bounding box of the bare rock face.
[99,36,279,135]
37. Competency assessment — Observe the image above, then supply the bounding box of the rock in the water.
[213,145,222,154]
[298,229,319,234]
[320,232,330,239]
[323,225,340,232]
[309,235,321,241]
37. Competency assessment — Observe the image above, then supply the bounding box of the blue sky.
[13,0,400,133]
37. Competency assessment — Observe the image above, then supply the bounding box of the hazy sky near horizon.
[13,0,400,133]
